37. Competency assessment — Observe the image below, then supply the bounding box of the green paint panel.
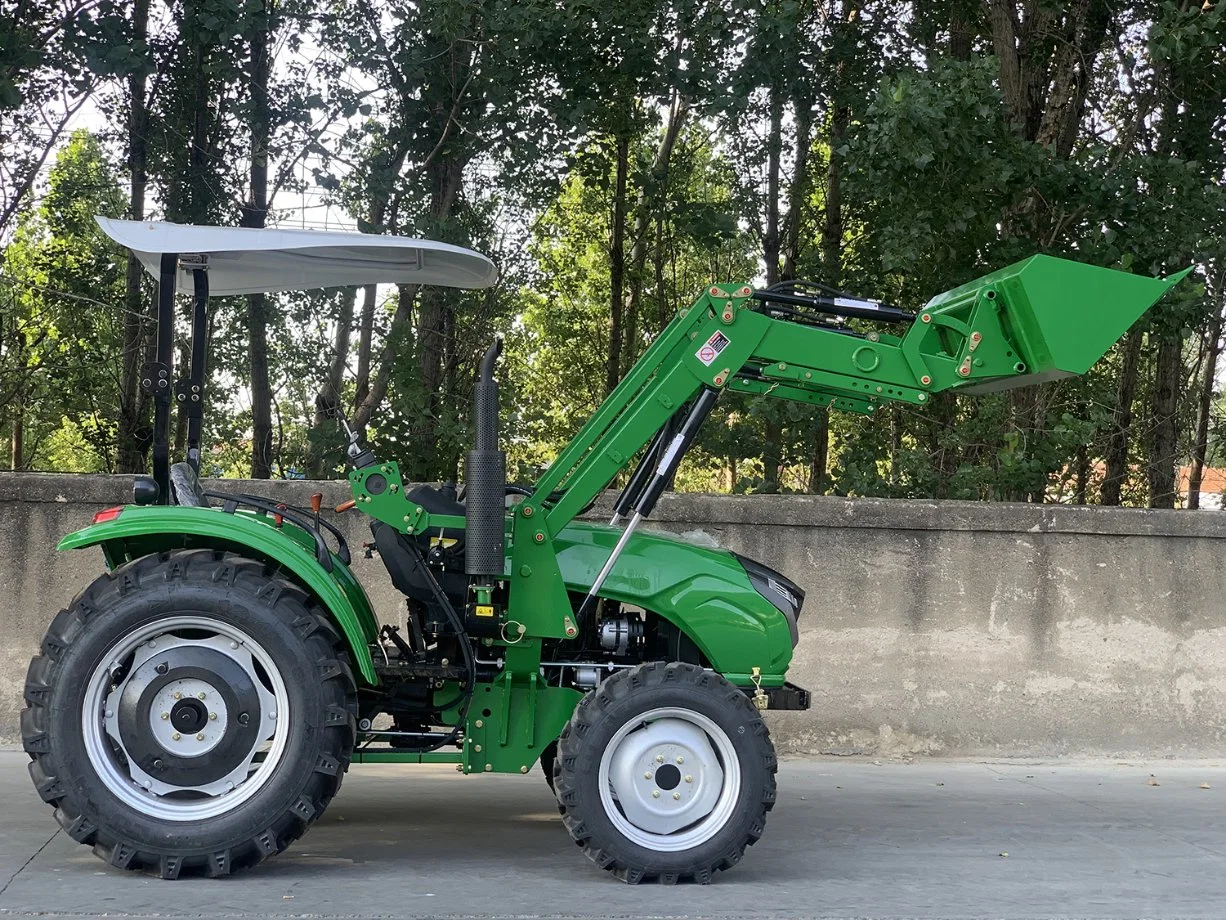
[553,522,794,679]
[922,256,1188,393]
[462,677,581,774]
[57,506,381,684]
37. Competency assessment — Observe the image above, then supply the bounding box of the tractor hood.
[551,521,799,679]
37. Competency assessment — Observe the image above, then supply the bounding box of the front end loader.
[21,217,1187,882]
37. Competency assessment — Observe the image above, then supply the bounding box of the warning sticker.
[695,330,730,366]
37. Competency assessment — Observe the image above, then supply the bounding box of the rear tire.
[22,549,358,878]
[554,662,776,884]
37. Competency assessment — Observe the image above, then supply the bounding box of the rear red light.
[92,506,124,524]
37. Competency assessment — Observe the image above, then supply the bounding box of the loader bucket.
[909,255,1190,395]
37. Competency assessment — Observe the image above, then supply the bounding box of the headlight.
[733,552,804,647]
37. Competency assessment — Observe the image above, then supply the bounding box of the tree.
[0,130,128,470]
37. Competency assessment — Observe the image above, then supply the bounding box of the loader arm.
[498,256,1187,644]
[530,256,1190,531]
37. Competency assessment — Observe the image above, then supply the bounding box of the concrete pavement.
[2,751,1225,919]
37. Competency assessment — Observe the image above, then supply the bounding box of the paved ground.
[2,751,1225,920]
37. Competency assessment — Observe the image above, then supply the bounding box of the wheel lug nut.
[171,732,181,741]
[161,712,170,720]
[173,692,182,700]
[142,779,152,789]
[644,772,652,780]
[229,641,239,650]
[655,755,664,764]
[155,663,168,675]
[197,692,206,700]
[673,792,681,800]
[105,709,113,719]
[652,790,660,798]
[209,712,217,721]
[196,733,204,741]
[684,775,692,783]
[676,756,685,764]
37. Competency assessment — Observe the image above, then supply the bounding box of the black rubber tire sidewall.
[23,550,356,875]
[555,662,776,882]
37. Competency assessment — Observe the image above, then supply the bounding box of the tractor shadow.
[255,768,805,884]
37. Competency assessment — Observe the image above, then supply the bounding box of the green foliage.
[0,130,128,470]
[1,0,1223,513]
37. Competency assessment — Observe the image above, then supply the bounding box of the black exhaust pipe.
[465,339,506,577]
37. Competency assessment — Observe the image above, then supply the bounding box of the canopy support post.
[177,256,210,473]
[145,253,178,504]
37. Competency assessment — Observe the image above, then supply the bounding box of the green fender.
[58,505,380,685]
[552,522,795,683]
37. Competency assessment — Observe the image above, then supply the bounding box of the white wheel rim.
[81,615,290,822]
[598,706,742,852]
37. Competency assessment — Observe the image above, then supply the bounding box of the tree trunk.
[929,392,958,498]
[622,95,690,376]
[115,0,151,474]
[353,285,417,434]
[1035,0,1112,159]
[949,0,975,60]
[1187,288,1225,510]
[1074,442,1089,504]
[758,87,785,489]
[763,90,783,286]
[10,411,23,471]
[808,413,829,494]
[244,3,272,478]
[782,96,812,281]
[762,418,783,493]
[1101,330,1143,505]
[607,131,629,394]
[987,0,1054,141]
[307,288,357,478]
[890,405,903,484]
[822,89,848,287]
[353,283,377,408]
[248,295,273,478]
[1147,334,1182,509]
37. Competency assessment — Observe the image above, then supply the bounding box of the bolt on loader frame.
[24,217,1187,882]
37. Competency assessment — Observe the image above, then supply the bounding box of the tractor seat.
[405,484,465,544]
[406,484,464,517]
[169,462,211,507]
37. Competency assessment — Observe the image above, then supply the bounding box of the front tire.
[22,549,358,878]
[554,662,776,884]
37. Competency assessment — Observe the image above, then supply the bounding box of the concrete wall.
[3,472,1226,757]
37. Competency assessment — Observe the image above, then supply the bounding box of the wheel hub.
[149,676,230,756]
[85,620,287,818]
[605,716,725,837]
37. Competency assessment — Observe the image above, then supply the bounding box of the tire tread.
[553,661,776,885]
[20,549,357,878]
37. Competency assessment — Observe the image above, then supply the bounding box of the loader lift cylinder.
[576,386,719,624]
[465,339,506,577]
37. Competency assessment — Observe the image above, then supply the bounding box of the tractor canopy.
[96,217,498,296]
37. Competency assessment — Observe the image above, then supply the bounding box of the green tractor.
[22,217,1186,882]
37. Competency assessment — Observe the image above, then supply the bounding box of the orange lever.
[335,499,356,513]
[310,492,323,514]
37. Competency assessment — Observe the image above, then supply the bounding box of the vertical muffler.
[465,339,506,577]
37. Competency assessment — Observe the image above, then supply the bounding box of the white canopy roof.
[96,217,498,296]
